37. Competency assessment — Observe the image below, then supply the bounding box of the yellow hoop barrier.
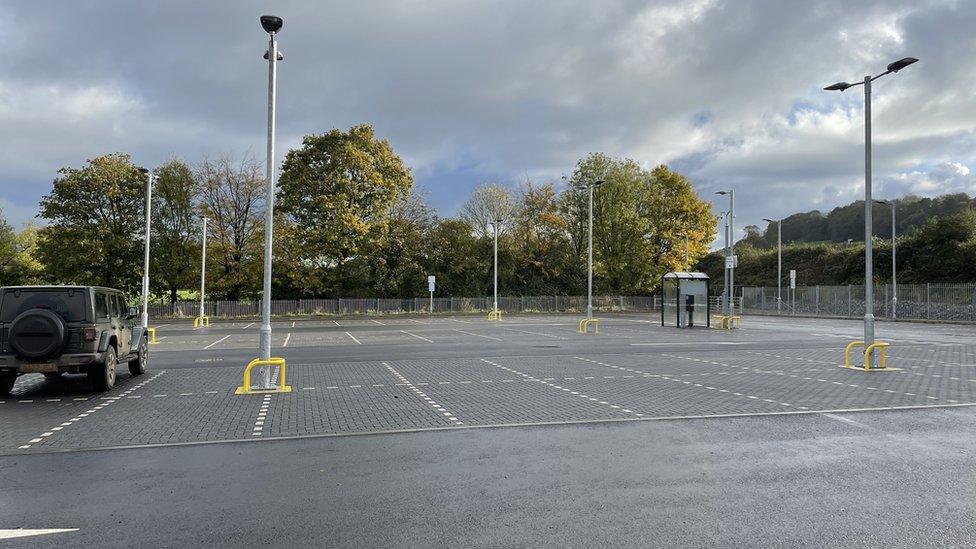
[726,315,741,329]
[487,310,503,321]
[578,318,600,334]
[193,316,210,328]
[713,315,727,329]
[864,341,890,370]
[146,327,158,345]
[844,341,865,368]
[235,357,292,395]
[843,340,892,370]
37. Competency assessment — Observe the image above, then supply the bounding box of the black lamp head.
[887,57,918,73]
[260,15,283,34]
[824,82,852,91]
[593,179,604,188]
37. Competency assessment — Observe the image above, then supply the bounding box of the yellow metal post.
[236,357,292,394]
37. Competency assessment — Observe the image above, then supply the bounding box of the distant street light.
[586,179,604,321]
[490,218,502,318]
[763,218,782,315]
[199,217,208,322]
[716,190,735,315]
[137,167,154,330]
[825,56,917,364]
[875,199,897,318]
[256,15,283,389]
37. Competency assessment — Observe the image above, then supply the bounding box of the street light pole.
[492,219,500,316]
[717,190,735,315]
[764,218,782,315]
[138,168,154,329]
[199,217,208,321]
[825,57,917,365]
[586,180,604,320]
[258,15,283,388]
[721,211,729,315]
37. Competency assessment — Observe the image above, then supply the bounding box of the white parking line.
[291,321,296,328]
[283,333,292,347]
[371,319,386,326]
[401,330,433,343]
[346,332,362,345]
[203,335,231,350]
[454,329,503,341]
[243,322,254,329]
[333,320,341,326]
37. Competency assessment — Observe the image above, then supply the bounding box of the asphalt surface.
[1,313,975,547]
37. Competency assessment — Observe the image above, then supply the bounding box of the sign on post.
[789,270,796,289]
[428,276,436,293]
[725,255,738,269]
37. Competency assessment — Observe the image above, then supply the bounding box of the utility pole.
[199,217,208,321]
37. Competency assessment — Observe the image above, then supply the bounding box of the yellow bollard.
[146,327,157,345]
[235,357,292,394]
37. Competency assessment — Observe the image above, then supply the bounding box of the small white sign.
[789,270,796,289]
[725,255,738,269]
[428,275,436,293]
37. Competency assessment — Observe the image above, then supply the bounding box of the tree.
[458,183,515,238]
[427,219,490,296]
[151,159,201,304]
[563,154,715,294]
[277,124,413,295]
[0,209,17,283]
[510,180,577,294]
[361,190,437,298]
[198,154,265,300]
[36,153,145,293]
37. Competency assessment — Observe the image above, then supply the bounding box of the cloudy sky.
[1,0,974,243]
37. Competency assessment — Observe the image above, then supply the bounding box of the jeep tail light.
[83,327,97,341]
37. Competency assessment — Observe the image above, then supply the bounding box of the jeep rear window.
[0,289,89,323]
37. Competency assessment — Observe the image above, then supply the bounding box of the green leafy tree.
[458,183,515,238]
[277,124,413,295]
[151,159,201,304]
[36,153,145,293]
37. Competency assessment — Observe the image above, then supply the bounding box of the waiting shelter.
[661,271,710,328]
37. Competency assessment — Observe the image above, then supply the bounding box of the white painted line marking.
[401,330,433,343]
[283,333,292,347]
[345,332,362,345]
[371,319,386,326]
[291,320,296,328]
[203,335,231,349]
[333,320,341,326]
[243,322,254,329]
[454,329,503,341]
[0,529,80,540]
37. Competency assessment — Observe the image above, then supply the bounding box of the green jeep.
[0,286,149,395]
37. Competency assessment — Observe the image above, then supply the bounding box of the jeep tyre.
[89,345,117,392]
[128,337,148,376]
[0,371,16,396]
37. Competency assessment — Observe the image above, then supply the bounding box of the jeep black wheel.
[89,346,117,392]
[0,371,16,396]
[128,337,148,376]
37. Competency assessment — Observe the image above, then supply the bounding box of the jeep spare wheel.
[8,308,67,360]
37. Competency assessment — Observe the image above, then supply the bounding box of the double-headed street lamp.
[762,217,782,315]
[825,56,917,363]
[137,167,154,330]
[716,190,734,315]
[875,199,897,318]
[256,15,283,389]
[586,179,604,321]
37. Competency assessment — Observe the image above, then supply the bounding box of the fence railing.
[147,295,661,319]
[741,283,976,322]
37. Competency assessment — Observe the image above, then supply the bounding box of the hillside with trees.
[699,203,976,289]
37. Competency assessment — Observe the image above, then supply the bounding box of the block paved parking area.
[2,313,974,455]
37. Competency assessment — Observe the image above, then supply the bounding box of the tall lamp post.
[875,200,897,318]
[137,168,154,329]
[763,218,782,315]
[825,57,917,364]
[719,211,729,314]
[256,15,283,389]
[716,190,734,315]
[199,217,208,322]
[490,218,502,317]
[586,180,604,321]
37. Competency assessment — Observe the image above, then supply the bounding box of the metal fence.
[147,295,661,319]
[741,283,976,322]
